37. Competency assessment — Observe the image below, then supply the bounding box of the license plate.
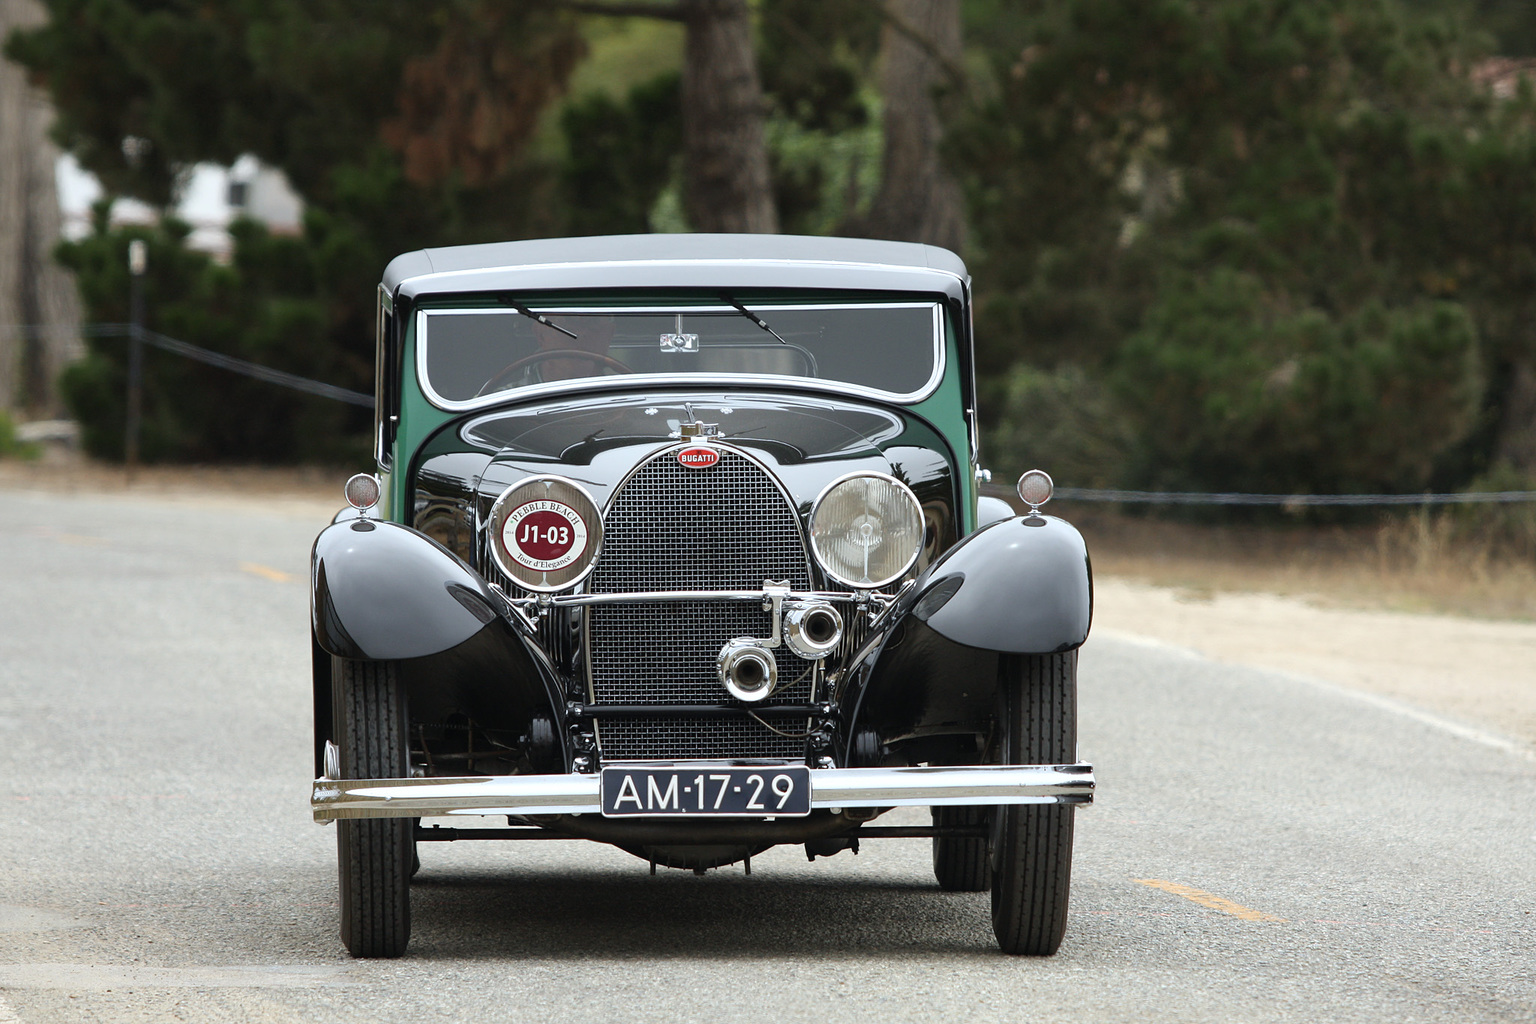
[600,765,813,818]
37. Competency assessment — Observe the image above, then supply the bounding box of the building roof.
[383,233,970,302]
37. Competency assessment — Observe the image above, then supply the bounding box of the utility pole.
[124,238,145,476]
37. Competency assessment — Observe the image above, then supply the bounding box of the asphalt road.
[1,487,1533,1023]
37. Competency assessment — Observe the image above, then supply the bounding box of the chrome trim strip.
[544,589,868,607]
[459,398,908,452]
[809,765,1095,808]
[413,303,945,412]
[314,774,600,819]
[312,763,1095,820]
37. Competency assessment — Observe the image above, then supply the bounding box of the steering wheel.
[475,349,634,396]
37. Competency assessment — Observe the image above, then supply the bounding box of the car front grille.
[587,446,816,761]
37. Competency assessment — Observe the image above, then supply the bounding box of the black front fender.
[839,514,1091,754]
[911,513,1092,655]
[312,518,504,662]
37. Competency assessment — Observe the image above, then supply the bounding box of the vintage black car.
[309,234,1095,958]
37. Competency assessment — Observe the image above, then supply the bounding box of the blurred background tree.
[6,0,585,461]
[0,0,81,422]
[952,0,1536,494]
[5,0,1536,499]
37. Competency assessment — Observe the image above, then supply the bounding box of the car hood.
[459,392,906,462]
[412,390,956,516]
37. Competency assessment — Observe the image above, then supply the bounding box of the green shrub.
[1112,269,1484,494]
[0,411,40,461]
[953,0,1536,496]
[56,220,369,464]
[983,364,1137,488]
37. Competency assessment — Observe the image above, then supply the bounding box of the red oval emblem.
[677,446,720,469]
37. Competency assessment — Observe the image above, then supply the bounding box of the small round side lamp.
[344,473,382,512]
[1016,469,1054,513]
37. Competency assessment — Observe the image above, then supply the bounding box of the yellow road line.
[1134,879,1287,922]
[239,562,295,583]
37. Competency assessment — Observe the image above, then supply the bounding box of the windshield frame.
[412,301,947,412]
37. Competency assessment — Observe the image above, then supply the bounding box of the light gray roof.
[382,233,969,301]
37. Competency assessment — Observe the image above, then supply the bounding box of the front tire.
[932,806,990,891]
[990,651,1077,955]
[334,657,412,958]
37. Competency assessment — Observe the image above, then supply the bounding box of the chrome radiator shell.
[585,445,817,761]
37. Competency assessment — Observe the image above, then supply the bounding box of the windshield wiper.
[504,299,578,340]
[721,294,786,344]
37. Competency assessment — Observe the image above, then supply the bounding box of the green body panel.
[908,314,975,535]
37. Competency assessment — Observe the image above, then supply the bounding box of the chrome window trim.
[458,395,909,454]
[413,302,945,412]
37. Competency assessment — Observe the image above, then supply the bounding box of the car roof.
[383,233,970,302]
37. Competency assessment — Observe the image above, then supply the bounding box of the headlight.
[809,471,924,589]
[487,475,603,592]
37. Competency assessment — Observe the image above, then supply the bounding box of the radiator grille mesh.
[588,447,814,761]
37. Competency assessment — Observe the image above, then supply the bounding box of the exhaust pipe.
[783,601,844,659]
[718,639,779,702]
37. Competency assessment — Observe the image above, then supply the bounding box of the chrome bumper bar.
[311,763,1095,821]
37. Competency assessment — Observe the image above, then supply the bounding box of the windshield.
[416,302,943,408]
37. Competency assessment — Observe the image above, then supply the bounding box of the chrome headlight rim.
[486,474,604,593]
[808,470,925,590]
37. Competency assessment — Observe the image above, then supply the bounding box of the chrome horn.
[783,601,843,659]
[718,639,779,702]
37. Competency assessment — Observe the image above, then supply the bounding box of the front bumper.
[311,763,1095,821]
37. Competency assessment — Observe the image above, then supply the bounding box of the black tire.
[334,657,412,958]
[932,806,991,891]
[990,650,1076,956]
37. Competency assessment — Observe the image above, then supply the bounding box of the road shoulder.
[1094,577,1536,751]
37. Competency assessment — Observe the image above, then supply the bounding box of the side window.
[375,285,396,469]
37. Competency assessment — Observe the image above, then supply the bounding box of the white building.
[57,153,304,261]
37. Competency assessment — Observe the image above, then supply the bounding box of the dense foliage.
[8,0,1536,496]
[56,214,368,462]
[8,0,887,461]
[955,0,1536,494]
[8,0,580,461]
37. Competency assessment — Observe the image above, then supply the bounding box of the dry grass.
[1069,505,1536,624]
[0,452,345,509]
[7,454,1534,623]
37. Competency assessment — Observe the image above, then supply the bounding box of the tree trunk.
[0,0,83,417]
[1495,359,1536,475]
[859,0,966,254]
[679,0,777,234]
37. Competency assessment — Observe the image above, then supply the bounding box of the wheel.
[990,650,1077,955]
[475,349,633,395]
[932,805,990,891]
[333,657,412,958]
